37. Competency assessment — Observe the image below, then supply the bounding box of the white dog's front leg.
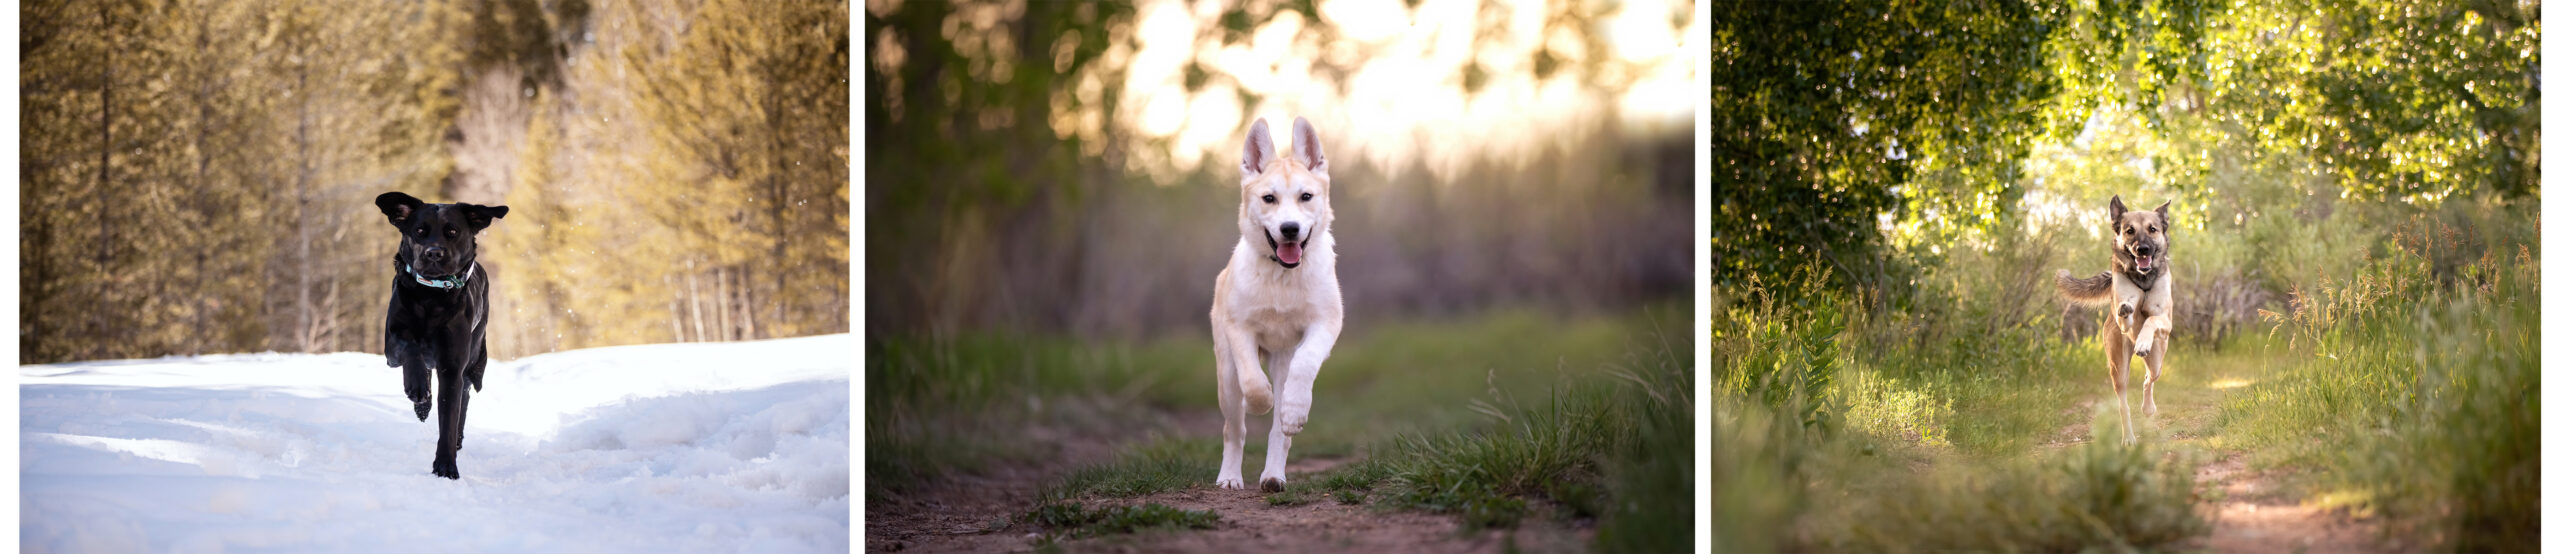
[1258,345,1297,490]
[1274,322,1338,436]
[1214,329,1251,489]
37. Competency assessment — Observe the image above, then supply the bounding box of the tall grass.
[1713,252,2209,551]
[2224,208,2538,551]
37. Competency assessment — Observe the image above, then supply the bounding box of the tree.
[1711,0,2066,301]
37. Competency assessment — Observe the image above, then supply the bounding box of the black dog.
[375,192,507,480]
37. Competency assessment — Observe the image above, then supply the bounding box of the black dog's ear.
[2107,195,2127,223]
[376,192,424,226]
[460,204,509,232]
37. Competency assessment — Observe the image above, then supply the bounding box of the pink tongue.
[1277,243,1303,264]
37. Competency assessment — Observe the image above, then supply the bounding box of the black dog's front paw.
[414,399,432,422]
[432,458,460,480]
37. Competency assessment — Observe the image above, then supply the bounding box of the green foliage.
[1711,278,1845,432]
[1022,502,1219,542]
[2051,0,2537,201]
[2223,209,2537,551]
[1711,0,2066,298]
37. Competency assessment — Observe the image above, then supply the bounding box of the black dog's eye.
[1262,194,1277,204]
[446,229,459,238]
[416,227,427,236]
[1300,192,1314,202]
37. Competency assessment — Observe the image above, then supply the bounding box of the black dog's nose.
[424,247,448,261]
[1280,222,1300,239]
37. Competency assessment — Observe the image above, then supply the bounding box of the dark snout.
[1279,221,1300,240]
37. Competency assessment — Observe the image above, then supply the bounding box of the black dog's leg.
[430,364,469,480]
[401,345,434,422]
[465,343,487,392]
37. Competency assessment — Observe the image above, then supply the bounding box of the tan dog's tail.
[1241,366,1274,414]
[2056,269,2114,306]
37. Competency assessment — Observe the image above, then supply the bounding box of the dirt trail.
[867,413,1559,553]
[2057,380,2393,553]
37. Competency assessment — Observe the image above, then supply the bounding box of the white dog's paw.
[1276,399,1310,435]
[1216,473,1246,489]
[1258,475,1287,492]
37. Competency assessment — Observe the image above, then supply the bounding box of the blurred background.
[21,0,851,364]
[865,0,1696,339]
[864,1,1696,550]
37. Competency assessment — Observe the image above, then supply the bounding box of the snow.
[22,334,853,553]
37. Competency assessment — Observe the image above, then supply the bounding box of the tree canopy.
[1712,0,2539,298]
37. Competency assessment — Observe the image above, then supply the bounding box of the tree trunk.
[90,2,115,358]
[767,71,788,340]
[687,267,706,342]
[293,59,316,352]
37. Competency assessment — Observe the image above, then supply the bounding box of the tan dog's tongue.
[1277,243,1303,264]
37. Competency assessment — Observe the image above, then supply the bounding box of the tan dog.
[2057,195,2173,444]
[1210,117,1342,492]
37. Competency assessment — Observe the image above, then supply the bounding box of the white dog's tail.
[1240,365,1274,415]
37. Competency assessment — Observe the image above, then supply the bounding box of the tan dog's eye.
[1262,194,1277,204]
[1300,192,1313,202]
[2148,226,2158,233]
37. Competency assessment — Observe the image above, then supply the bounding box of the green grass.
[2216,213,2538,551]
[868,301,1685,496]
[876,299,1694,548]
[1716,207,2538,552]
[1038,438,1216,501]
[1021,501,1220,542]
[1027,302,1695,547]
[1713,262,2213,552]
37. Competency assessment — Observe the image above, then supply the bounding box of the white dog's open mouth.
[1266,231,1303,267]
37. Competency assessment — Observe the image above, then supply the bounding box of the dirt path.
[866,413,1557,553]
[2058,368,2394,553]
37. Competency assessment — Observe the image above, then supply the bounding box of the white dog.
[1210,116,1343,492]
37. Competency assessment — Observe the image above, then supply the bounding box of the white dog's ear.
[1241,118,1276,179]
[1291,116,1327,175]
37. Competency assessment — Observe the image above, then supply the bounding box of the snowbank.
[22,334,853,553]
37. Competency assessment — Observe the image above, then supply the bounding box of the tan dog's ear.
[1290,116,1327,175]
[2108,195,2127,223]
[2154,200,2171,223]
[1241,118,1276,180]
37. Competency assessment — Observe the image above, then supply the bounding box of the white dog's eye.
[1300,192,1313,202]
[1262,194,1276,204]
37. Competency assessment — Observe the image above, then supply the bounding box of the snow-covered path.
[22,335,853,553]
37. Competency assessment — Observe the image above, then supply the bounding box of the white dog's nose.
[1279,221,1300,240]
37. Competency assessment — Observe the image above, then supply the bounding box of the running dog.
[376,192,508,479]
[2057,195,2173,444]
[1210,117,1342,492]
